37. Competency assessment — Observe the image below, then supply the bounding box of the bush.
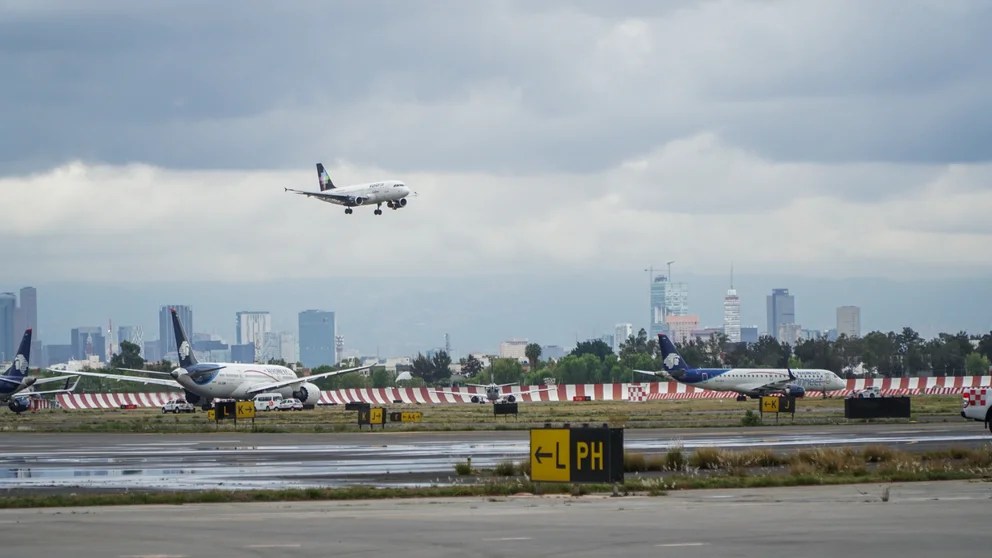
[665,447,687,471]
[454,461,472,475]
[690,447,723,470]
[741,410,761,426]
[862,445,896,463]
[492,460,518,477]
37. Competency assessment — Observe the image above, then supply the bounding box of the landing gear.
[374,204,383,215]
[736,394,748,402]
[345,208,353,215]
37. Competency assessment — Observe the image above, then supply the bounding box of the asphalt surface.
[1,480,989,557]
[0,423,989,491]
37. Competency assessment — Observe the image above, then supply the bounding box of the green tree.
[525,343,542,371]
[430,350,453,384]
[109,340,145,369]
[491,358,524,384]
[370,367,392,388]
[570,339,613,360]
[965,352,991,376]
[460,355,483,376]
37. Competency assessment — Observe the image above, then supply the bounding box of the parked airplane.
[438,381,554,404]
[635,333,846,400]
[0,329,79,413]
[54,309,371,409]
[285,163,412,215]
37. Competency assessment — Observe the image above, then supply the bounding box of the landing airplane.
[54,309,371,409]
[285,163,412,215]
[0,329,79,413]
[439,381,554,404]
[635,333,846,401]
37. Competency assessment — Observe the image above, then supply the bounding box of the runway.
[1,423,988,492]
[0,480,989,558]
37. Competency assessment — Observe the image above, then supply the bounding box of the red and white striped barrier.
[49,376,992,409]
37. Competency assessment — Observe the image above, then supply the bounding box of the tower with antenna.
[723,263,741,342]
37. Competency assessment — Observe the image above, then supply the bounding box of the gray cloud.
[2,1,991,176]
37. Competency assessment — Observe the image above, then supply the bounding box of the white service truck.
[961,387,992,433]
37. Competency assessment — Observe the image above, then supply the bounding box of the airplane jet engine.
[293,382,321,408]
[470,395,481,403]
[505,394,516,403]
[353,196,366,206]
[7,397,30,414]
[397,198,407,207]
[785,385,806,398]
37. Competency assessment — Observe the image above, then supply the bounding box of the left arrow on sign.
[534,446,553,464]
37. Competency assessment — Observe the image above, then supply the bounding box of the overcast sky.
[2,1,991,350]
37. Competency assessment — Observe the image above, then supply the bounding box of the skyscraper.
[18,287,40,360]
[160,305,192,358]
[723,271,741,343]
[766,288,795,340]
[298,310,336,368]
[836,306,861,338]
[70,326,104,360]
[649,275,688,338]
[614,323,633,353]
[236,311,272,363]
[0,292,15,361]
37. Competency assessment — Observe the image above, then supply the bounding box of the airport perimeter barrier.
[54,376,992,409]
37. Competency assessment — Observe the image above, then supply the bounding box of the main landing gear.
[344,208,353,214]
[374,203,383,215]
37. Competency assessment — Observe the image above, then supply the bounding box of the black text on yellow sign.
[759,396,796,414]
[529,427,624,484]
[761,396,780,413]
[236,401,256,419]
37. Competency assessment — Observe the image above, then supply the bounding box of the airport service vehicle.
[285,163,412,215]
[851,386,882,398]
[635,333,847,401]
[162,398,195,413]
[254,393,283,411]
[962,387,992,433]
[277,397,304,411]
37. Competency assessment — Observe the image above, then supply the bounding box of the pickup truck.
[961,387,991,433]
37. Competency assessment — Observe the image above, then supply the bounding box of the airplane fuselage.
[175,363,302,400]
[675,368,844,395]
[317,181,410,207]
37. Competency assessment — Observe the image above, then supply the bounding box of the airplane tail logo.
[657,333,689,377]
[316,163,336,191]
[5,329,32,378]
[170,310,198,369]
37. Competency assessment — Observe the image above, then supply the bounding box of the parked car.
[162,398,195,413]
[253,392,284,411]
[277,397,304,411]
[852,386,882,399]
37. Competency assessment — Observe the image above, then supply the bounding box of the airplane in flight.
[54,309,371,409]
[439,381,555,404]
[635,333,846,401]
[0,329,79,413]
[285,163,412,215]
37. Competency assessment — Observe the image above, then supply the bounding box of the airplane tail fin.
[316,163,336,191]
[657,333,689,378]
[170,309,198,369]
[4,329,32,378]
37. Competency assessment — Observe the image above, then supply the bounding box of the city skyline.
[7,270,990,362]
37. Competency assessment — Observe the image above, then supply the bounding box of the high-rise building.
[236,311,271,363]
[614,323,633,353]
[118,325,143,352]
[649,275,689,338]
[298,310,336,368]
[766,288,795,340]
[160,305,192,357]
[836,306,861,338]
[0,292,15,361]
[230,343,255,364]
[280,332,299,364]
[499,339,528,360]
[723,273,741,343]
[665,315,700,344]
[262,332,282,363]
[17,287,38,359]
[741,326,759,344]
[70,326,105,360]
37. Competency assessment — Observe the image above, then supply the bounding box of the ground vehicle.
[253,392,283,411]
[277,397,304,411]
[162,398,195,413]
[962,387,991,433]
[852,386,881,398]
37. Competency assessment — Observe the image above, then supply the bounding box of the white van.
[253,392,284,411]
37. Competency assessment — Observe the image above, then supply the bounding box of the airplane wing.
[113,368,176,376]
[29,374,81,386]
[49,368,182,389]
[24,377,80,396]
[510,385,556,396]
[749,374,795,396]
[245,364,372,396]
[434,389,476,400]
[284,188,352,204]
[633,369,673,381]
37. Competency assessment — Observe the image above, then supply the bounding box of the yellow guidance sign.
[236,401,256,419]
[529,428,570,482]
[761,396,780,413]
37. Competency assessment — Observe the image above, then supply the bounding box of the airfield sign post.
[759,396,796,423]
[529,425,623,484]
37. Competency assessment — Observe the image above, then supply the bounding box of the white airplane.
[0,329,79,413]
[635,333,846,401]
[438,381,554,404]
[285,163,412,215]
[53,308,371,409]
